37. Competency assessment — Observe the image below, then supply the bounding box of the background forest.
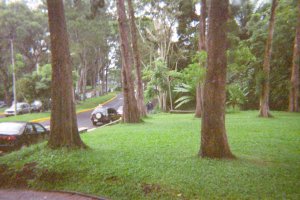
[0,0,298,112]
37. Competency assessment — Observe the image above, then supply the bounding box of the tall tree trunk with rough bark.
[289,1,300,112]
[127,0,147,117]
[117,0,140,123]
[195,0,207,118]
[259,0,278,117]
[46,0,85,148]
[0,66,10,106]
[199,0,234,159]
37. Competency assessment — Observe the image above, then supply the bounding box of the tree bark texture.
[195,0,207,118]
[127,0,147,117]
[0,66,11,106]
[259,0,278,117]
[199,0,234,159]
[289,1,300,112]
[117,0,140,123]
[46,0,85,148]
[195,83,203,117]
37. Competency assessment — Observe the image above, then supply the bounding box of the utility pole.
[10,38,17,116]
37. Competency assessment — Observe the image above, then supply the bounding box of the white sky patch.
[5,0,41,9]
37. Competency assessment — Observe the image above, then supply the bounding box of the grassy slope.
[1,111,300,199]
[0,93,116,122]
[0,108,6,113]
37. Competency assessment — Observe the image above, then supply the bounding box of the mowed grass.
[0,93,116,122]
[1,111,300,199]
[0,107,6,113]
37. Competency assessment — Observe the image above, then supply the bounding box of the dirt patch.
[142,183,161,195]
[0,162,37,188]
[141,182,187,199]
[104,175,122,185]
[14,162,37,188]
[38,169,65,183]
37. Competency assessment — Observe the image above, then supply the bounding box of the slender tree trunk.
[82,63,87,100]
[195,83,203,117]
[105,65,108,93]
[167,76,173,110]
[0,70,11,106]
[117,0,140,123]
[199,0,234,159]
[46,0,85,149]
[198,0,207,52]
[259,0,278,117]
[77,66,86,100]
[195,0,207,118]
[162,92,167,112]
[289,1,300,112]
[127,0,147,117]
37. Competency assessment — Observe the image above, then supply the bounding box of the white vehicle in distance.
[4,102,31,117]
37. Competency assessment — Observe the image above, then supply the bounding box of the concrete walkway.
[0,190,107,200]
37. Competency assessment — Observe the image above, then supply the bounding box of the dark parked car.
[0,122,49,152]
[91,106,121,126]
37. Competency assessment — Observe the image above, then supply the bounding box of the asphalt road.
[41,93,124,131]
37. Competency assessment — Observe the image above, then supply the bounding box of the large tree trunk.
[46,0,85,149]
[195,0,207,118]
[199,0,234,159]
[259,0,278,117]
[127,0,147,117]
[117,0,140,123]
[289,1,300,112]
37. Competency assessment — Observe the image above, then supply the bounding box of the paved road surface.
[0,190,107,200]
[41,93,123,131]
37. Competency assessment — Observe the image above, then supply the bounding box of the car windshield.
[31,101,42,106]
[9,104,22,109]
[0,122,25,135]
[92,107,108,115]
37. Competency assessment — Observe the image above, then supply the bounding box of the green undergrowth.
[1,111,299,199]
[0,93,116,122]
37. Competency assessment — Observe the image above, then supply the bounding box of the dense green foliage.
[0,1,116,105]
[1,112,299,199]
[0,0,298,111]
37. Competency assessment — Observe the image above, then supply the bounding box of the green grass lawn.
[0,107,6,113]
[1,111,299,199]
[0,93,116,122]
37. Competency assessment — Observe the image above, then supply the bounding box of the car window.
[25,124,35,134]
[108,108,117,115]
[33,124,46,134]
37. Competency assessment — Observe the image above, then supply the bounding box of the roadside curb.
[29,95,118,123]
[30,117,50,123]
[87,119,121,133]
